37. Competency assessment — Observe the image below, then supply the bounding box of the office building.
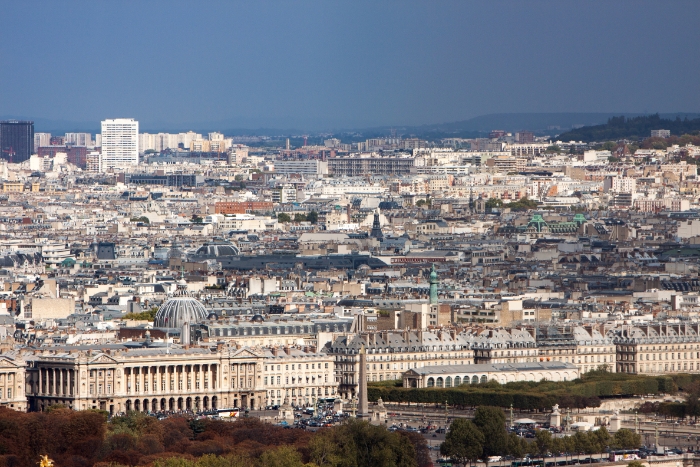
[100,118,139,168]
[0,120,34,163]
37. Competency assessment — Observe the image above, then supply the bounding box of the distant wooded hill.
[556,114,700,142]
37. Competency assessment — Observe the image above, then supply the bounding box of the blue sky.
[1,0,699,131]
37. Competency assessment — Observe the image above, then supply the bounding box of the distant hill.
[555,114,700,142]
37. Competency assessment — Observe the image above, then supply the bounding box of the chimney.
[272,347,278,356]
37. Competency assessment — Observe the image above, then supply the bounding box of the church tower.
[370,209,383,240]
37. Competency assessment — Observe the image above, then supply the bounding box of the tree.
[293,213,307,222]
[485,198,503,209]
[307,211,318,224]
[441,419,485,466]
[277,213,291,223]
[473,406,508,460]
[534,430,553,459]
[191,215,204,224]
[507,432,526,459]
[257,446,304,467]
[590,427,611,457]
[612,429,641,450]
[310,420,416,467]
[627,461,645,467]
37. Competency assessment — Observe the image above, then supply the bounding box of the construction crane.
[1,147,15,164]
[303,135,308,147]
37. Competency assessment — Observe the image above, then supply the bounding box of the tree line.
[0,408,428,467]
[556,114,700,142]
[369,371,676,411]
[442,406,641,467]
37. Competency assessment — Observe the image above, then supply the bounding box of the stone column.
[39,368,43,395]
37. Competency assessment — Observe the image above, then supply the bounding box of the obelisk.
[358,344,368,417]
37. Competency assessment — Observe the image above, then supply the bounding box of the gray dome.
[194,242,239,257]
[154,297,208,328]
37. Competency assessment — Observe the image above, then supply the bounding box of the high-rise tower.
[100,118,139,168]
[0,120,34,163]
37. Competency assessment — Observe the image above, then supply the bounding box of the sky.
[1,0,699,131]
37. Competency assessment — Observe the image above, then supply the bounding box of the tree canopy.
[556,114,700,142]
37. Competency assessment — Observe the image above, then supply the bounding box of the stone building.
[326,330,474,400]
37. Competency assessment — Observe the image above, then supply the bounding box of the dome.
[251,314,265,323]
[207,312,218,320]
[154,297,208,328]
[194,241,239,257]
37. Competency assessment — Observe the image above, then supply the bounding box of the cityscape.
[1,1,700,467]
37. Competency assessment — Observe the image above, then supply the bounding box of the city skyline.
[1,1,699,131]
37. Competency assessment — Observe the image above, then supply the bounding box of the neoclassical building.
[25,344,265,413]
[608,323,700,374]
[402,361,580,388]
[0,352,27,411]
[326,330,474,400]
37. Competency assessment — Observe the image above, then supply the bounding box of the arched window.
[471,375,479,384]
[480,375,487,384]
[454,376,461,386]
[436,377,444,388]
[427,378,435,387]
[445,377,452,388]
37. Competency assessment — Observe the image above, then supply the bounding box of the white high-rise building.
[65,132,92,147]
[100,118,139,168]
[34,133,52,151]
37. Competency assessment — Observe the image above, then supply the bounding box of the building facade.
[0,120,34,163]
[101,118,139,168]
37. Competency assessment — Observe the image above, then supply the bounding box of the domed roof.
[194,241,239,257]
[154,297,208,328]
[251,314,265,323]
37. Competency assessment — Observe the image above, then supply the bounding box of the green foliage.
[191,215,204,224]
[441,419,484,466]
[123,308,158,321]
[546,145,561,153]
[310,419,416,467]
[534,429,553,458]
[257,446,304,467]
[627,461,645,467]
[612,429,641,450]
[368,372,676,410]
[45,404,67,413]
[277,213,291,223]
[307,211,319,224]
[557,114,700,142]
[293,213,307,222]
[505,197,538,211]
[473,406,508,459]
[485,198,503,209]
[130,216,150,224]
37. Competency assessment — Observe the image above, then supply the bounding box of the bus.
[217,408,240,419]
[609,450,639,462]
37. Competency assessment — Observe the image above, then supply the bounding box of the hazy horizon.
[1,1,699,131]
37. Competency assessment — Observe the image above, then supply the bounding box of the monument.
[358,344,368,417]
[371,397,388,424]
[550,404,561,427]
[278,396,294,422]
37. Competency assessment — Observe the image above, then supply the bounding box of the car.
[435,428,446,434]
